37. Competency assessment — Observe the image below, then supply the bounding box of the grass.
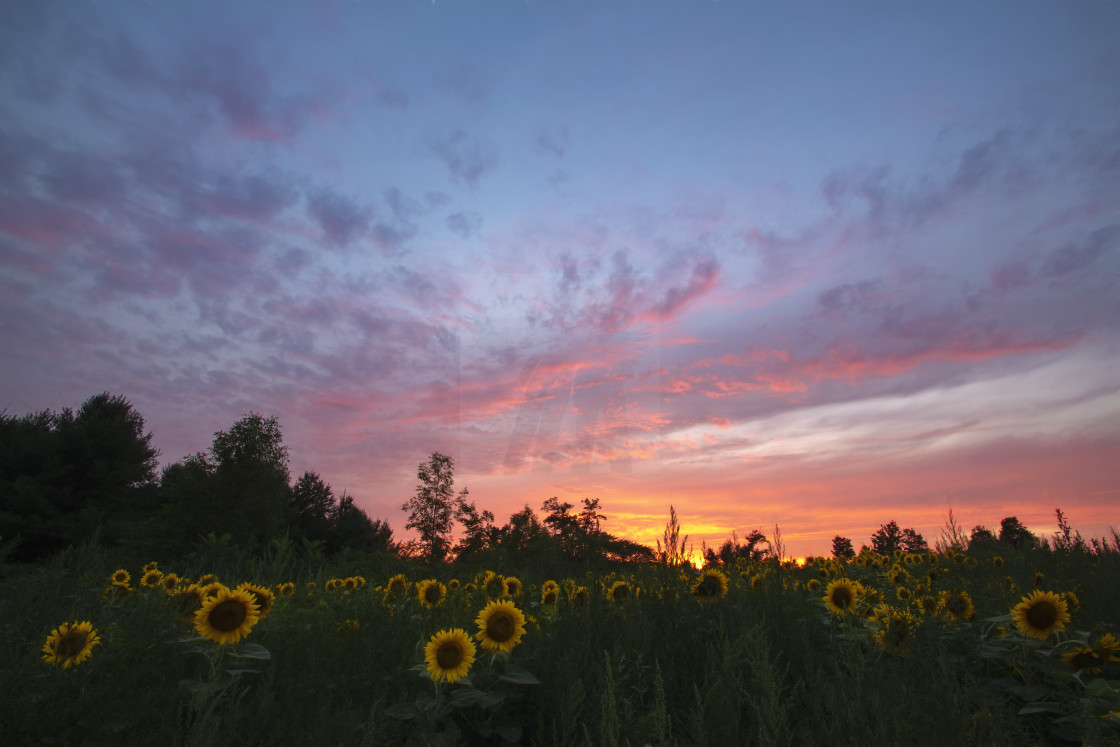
[2,539,1119,746]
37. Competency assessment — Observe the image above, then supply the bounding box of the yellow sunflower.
[385,574,409,600]
[541,588,559,605]
[939,591,975,623]
[572,586,591,607]
[193,588,260,645]
[823,578,861,616]
[160,573,181,593]
[236,582,275,618]
[690,568,729,603]
[542,580,560,596]
[110,569,131,585]
[42,621,101,670]
[1011,590,1070,641]
[424,628,476,684]
[275,582,295,596]
[474,600,527,653]
[196,573,218,586]
[417,579,447,609]
[606,580,631,603]
[502,576,523,598]
[1096,632,1120,661]
[448,578,460,590]
[483,572,506,599]
[871,605,918,656]
[139,569,163,588]
[1060,646,1108,674]
[142,561,159,572]
[806,578,821,592]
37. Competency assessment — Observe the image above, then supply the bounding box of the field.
[3,539,1119,746]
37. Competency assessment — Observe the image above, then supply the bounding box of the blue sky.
[2,0,1118,556]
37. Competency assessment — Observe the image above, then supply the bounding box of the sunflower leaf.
[1017,701,1059,715]
[499,664,540,685]
[449,687,488,707]
[228,643,271,660]
[495,721,522,742]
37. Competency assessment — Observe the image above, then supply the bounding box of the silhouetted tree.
[703,529,769,565]
[900,528,929,554]
[402,452,466,562]
[329,493,394,554]
[289,471,335,543]
[998,516,1036,549]
[870,521,903,555]
[454,495,497,558]
[497,504,550,555]
[0,393,159,561]
[969,525,997,548]
[832,535,855,559]
[151,412,290,553]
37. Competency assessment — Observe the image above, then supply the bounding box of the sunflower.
[193,588,260,645]
[325,579,339,593]
[871,606,918,656]
[160,573,181,593]
[425,628,476,684]
[542,580,560,596]
[917,595,939,616]
[573,586,591,607]
[463,583,477,594]
[691,568,729,602]
[483,572,506,599]
[1061,591,1081,613]
[1096,632,1120,661]
[1060,645,1109,674]
[606,580,631,603]
[448,579,460,590]
[887,566,909,586]
[823,578,861,616]
[198,582,228,599]
[236,582,275,618]
[1011,590,1070,641]
[111,569,131,586]
[1033,571,1045,587]
[896,587,911,602]
[992,555,1004,568]
[418,579,447,609]
[103,582,132,601]
[142,561,160,573]
[806,578,821,592]
[500,576,522,598]
[137,568,162,588]
[474,600,527,653]
[939,591,975,623]
[275,582,295,596]
[41,621,101,670]
[384,574,409,600]
[196,573,218,586]
[541,588,559,605]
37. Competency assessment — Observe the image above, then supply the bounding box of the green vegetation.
[2,392,1119,744]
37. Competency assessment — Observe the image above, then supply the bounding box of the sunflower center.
[543,591,558,604]
[486,613,515,642]
[425,586,441,603]
[831,588,853,609]
[1026,601,1058,629]
[613,585,628,601]
[59,630,87,658]
[209,600,248,632]
[436,641,463,669]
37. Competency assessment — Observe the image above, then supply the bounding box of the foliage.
[0,393,159,561]
[402,452,467,562]
[656,505,691,566]
[999,516,1038,550]
[832,535,856,559]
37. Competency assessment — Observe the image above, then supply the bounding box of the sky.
[2,0,1118,560]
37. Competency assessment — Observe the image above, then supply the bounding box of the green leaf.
[384,703,417,720]
[228,642,271,660]
[499,664,541,685]
[1084,678,1117,698]
[1017,701,1059,715]
[495,721,523,742]
[449,687,488,707]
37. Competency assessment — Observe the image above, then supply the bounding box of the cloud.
[446,211,482,238]
[536,123,571,158]
[429,130,499,189]
[306,187,373,246]
[434,66,490,109]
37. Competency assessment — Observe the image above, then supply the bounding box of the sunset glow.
[2,1,1117,558]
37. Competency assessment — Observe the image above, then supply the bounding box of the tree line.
[1,392,1112,567]
[0,393,391,563]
